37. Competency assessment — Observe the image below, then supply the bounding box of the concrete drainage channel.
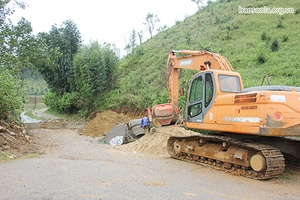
[25,121,86,129]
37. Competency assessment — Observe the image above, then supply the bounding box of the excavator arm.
[167,50,233,105]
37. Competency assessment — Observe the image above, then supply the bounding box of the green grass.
[45,109,87,122]
[102,0,300,111]
[0,151,12,161]
[0,151,41,162]
[24,95,47,110]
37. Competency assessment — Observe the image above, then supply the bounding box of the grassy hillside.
[102,0,300,112]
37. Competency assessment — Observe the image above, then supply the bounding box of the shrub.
[43,92,59,111]
[271,39,279,51]
[261,32,267,41]
[59,92,80,113]
[277,20,284,28]
[282,35,288,42]
[44,92,80,113]
[257,53,266,64]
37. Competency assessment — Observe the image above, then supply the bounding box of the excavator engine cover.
[152,103,180,125]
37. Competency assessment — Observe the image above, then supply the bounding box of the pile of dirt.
[116,126,198,157]
[79,110,199,157]
[79,110,131,137]
[0,120,33,157]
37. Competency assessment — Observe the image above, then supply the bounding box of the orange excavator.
[151,50,300,180]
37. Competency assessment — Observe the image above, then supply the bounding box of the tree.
[1,0,47,76]
[137,31,143,45]
[191,0,205,11]
[128,29,137,53]
[71,41,119,115]
[143,13,160,39]
[38,20,82,96]
[124,29,137,54]
[0,0,48,120]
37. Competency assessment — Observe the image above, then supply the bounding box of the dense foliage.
[40,24,119,116]
[38,20,82,96]
[71,41,119,116]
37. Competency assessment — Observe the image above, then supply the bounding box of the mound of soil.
[79,110,130,137]
[80,110,199,157]
[116,126,198,157]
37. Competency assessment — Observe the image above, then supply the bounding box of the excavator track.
[167,134,285,180]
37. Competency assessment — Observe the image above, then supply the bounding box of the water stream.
[20,112,41,123]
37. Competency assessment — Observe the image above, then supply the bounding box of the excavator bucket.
[151,103,180,126]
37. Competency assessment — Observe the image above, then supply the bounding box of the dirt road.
[0,128,299,200]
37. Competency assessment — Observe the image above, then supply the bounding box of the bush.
[282,35,288,42]
[261,32,267,41]
[0,70,25,121]
[257,53,266,64]
[43,92,59,111]
[271,39,279,52]
[59,92,80,113]
[277,19,284,28]
[44,92,80,113]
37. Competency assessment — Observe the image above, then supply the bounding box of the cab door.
[187,72,215,123]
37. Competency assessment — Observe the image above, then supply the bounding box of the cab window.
[188,76,203,117]
[219,75,241,93]
[205,73,213,107]
[189,76,203,103]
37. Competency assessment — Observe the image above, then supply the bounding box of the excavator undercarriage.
[167,134,287,180]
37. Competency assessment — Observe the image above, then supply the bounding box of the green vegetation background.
[25,0,300,115]
[102,0,300,113]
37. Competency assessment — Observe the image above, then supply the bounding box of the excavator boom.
[167,50,233,104]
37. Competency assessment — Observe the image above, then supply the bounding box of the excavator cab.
[186,70,243,123]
